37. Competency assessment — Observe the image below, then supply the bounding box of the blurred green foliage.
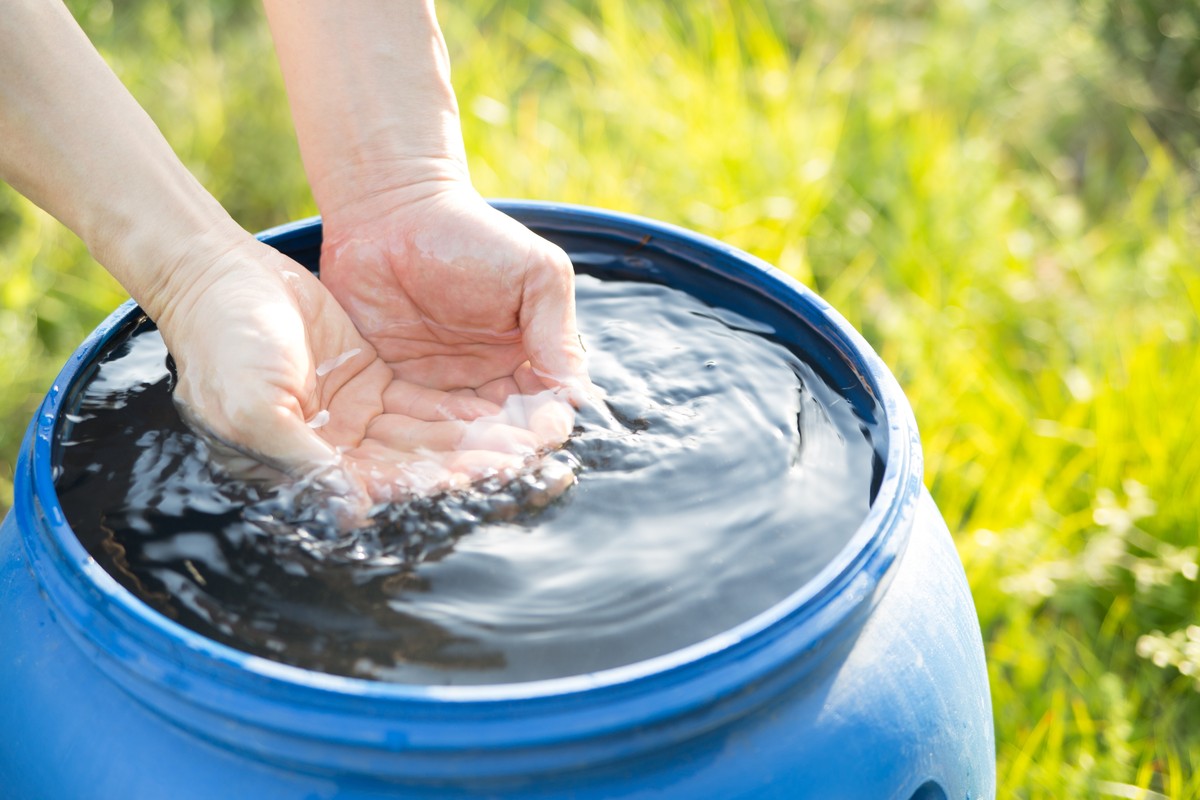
[2,0,1199,796]
[1098,0,1200,161]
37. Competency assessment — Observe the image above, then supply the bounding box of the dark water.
[56,274,879,685]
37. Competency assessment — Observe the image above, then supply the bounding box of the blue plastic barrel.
[0,203,995,799]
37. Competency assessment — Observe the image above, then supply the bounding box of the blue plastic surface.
[0,204,995,799]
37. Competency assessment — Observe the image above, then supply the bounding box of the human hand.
[158,234,558,507]
[262,0,591,480]
[318,183,591,460]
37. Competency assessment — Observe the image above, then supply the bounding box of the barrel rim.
[20,202,923,768]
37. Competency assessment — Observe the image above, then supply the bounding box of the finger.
[387,344,527,391]
[458,413,542,454]
[524,392,576,446]
[519,243,593,391]
[312,358,389,449]
[367,412,542,455]
[505,368,576,446]
[513,361,552,395]
[343,444,527,502]
[365,415,469,452]
[174,364,334,460]
[382,379,501,421]
[341,444,462,501]
[476,375,521,407]
[442,449,529,479]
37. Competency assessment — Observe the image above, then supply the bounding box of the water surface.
[57,274,878,684]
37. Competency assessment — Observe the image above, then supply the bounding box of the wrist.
[78,157,252,326]
[263,0,471,219]
[317,163,476,236]
[300,65,469,217]
[119,218,259,337]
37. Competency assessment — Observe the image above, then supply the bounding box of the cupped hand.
[156,235,551,506]
[318,183,591,457]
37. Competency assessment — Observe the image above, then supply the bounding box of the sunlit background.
[1,1,1198,796]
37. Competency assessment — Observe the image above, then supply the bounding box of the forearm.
[261,0,469,217]
[0,0,246,326]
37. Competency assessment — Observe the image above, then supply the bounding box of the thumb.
[174,376,338,470]
[176,387,370,506]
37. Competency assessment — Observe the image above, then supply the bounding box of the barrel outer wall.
[0,472,993,799]
[0,205,994,798]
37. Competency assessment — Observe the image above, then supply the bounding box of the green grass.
[2,0,1198,796]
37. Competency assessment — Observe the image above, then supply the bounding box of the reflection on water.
[57,274,878,685]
